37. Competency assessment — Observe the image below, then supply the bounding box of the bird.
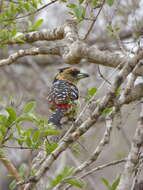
[47,67,89,129]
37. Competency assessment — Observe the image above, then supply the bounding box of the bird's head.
[55,67,89,85]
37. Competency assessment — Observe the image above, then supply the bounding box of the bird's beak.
[77,72,89,79]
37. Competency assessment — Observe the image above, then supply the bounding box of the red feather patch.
[57,104,71,109]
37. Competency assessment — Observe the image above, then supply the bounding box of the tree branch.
[22,48,143,190]
[121,83,143,104]
[8,26,64,44]
[83,0,105,40]
[0,46,60,67]
[0,152,24,190]
[73,109,114,174]
[2,20,143,77]
[63,159,126,190]
[116,103,143,190]
[55,109,114,189]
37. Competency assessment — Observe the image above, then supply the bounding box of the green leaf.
[65,179,85,188]
[62,167,74,177]
[73,6,85,22]
[32,141,42,149]
[45,141,58,154]
[25,128,33,147]
[101,175,121,190]
[31,0,38,8]
[16,113,37,123]
[32,130,40,142]
[23,101,36,113]
[49,167,75,188]
[68,11,74,15]
[0,151,4,155]
[11,27,17,37]
[41,129,60,137]
[88,88,97,97]
[60,0,67,2]
[101,178,111,189]
[16,124,22,136]
[0,136,4,143]
[32,19,44,30]
[17,138,24,145]
[71,144,81,155]
[107,0,114,6]
[115,88,121,97]
[5,106,17,124]
[78,0,84,4]
[14,38,25,43]
[23,2,30,11]
[0,114,8,125]
[67,3,77,8]
[107,25,113,32]
[91,0,100,6]
[9,180,17,190]
[18,163,27,178]
[26,136,32,147]
[0,126,6,136]
[111,175,121,190]
[102,108,112,116]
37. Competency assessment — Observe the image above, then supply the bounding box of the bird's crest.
[58,67,71,73]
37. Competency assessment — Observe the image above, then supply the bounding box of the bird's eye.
[70,70,80,76]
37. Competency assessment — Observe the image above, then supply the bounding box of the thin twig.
[3,145,43,150]
[97,65,111,85]
[63,159,126,190]
[0,152,25,190]
[55,109,114,190]
[3,0,58,22]
[117,103,143,190]
[79,159,125,179]
[83,0,105,40]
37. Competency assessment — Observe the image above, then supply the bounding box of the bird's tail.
[48,108,67,129]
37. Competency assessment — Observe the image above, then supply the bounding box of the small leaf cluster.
[65,0,115,23]
[67,1,85,22]
[9,163,27,190]
[0,0,43,46]
[106,24,120,37]
[101,175,121,190]
[85,87,97,102]
[48,167,85,189]
[0,101,59,150]
[102,107,112,116]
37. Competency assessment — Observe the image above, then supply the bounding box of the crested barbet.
[47,67,89,129]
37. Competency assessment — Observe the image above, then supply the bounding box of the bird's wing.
[47,80,79,106]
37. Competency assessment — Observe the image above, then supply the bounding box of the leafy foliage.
[0,101,60,149]
[115,88,122,97]
[18,163,27,179]
[0,0,116,46]
[107,0,114,6]
[106,24,120,37]
[67,3,85,22]
[45,141,58,155]
[48,167,85,189]
[23,101,37,113]
[71,143,81,155]
[0,0,43,46]
[9,180,17,190]
[102,107,112,116]
[101,175,121,190]
[85,87,97,102]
